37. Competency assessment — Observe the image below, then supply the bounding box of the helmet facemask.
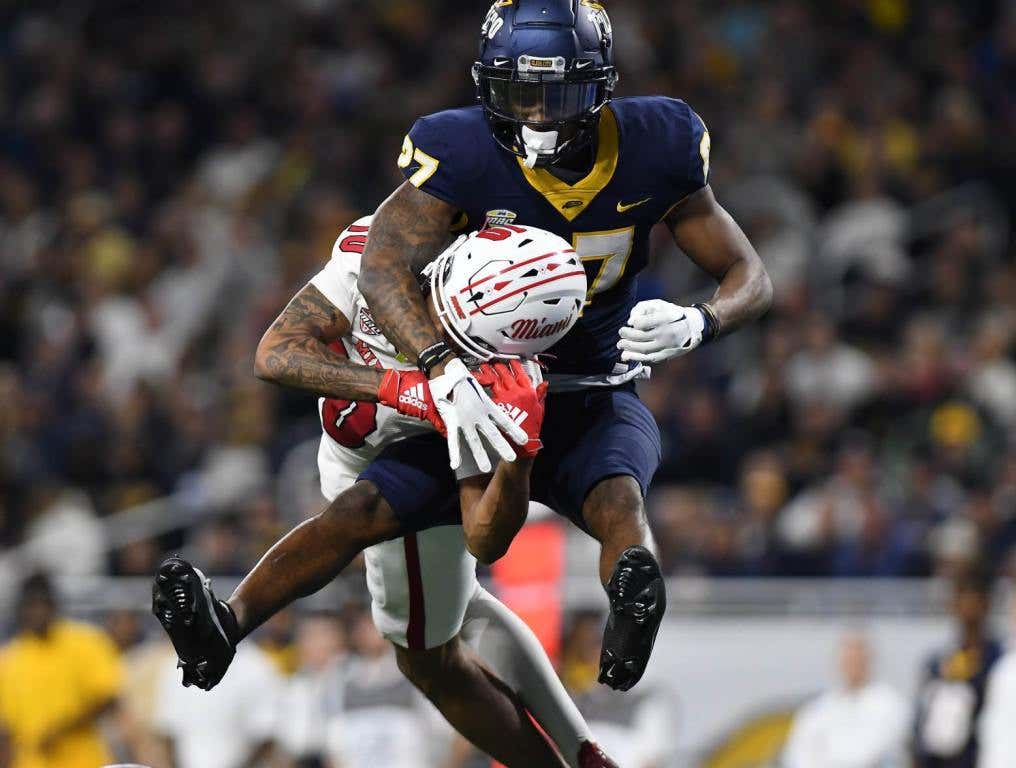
[426,236,509,362]
[474,56,617,168]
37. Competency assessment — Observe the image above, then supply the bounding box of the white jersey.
[308,215,434,498]
[308,216,478,651]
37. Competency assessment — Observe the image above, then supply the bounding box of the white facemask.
[520,125,559,168]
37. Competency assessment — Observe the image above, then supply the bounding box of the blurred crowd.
[0,570,460,768]
[2,2,1016,767]
[0,570,674,768]
[2,566,1015,768]
[1,0,1015,592]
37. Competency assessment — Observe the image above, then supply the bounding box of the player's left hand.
[474,360,547,459]
[617,300,706,364]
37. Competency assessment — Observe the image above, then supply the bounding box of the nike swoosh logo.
[616,197,652,213]
[575,60,592,69]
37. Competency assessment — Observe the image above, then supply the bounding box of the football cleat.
[152,555,238,691]
[578,740,620,768]
[598,545,666,691]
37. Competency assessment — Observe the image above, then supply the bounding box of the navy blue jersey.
[398,96,710,376]
[913,639,1004,768]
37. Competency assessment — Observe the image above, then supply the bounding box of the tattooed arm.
[359,182,527,469]
[357,182,459,372]
[254,283,383,401]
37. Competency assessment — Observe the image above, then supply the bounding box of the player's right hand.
[474,360,548,459]
[377,369,447,436]
[428,358,527,472]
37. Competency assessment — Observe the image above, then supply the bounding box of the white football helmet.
[428,225,587,360]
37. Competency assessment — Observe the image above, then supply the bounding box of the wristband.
[419,341,454,376]
[692,302,721,342]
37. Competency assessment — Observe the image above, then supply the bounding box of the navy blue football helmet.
[473,0,619,166]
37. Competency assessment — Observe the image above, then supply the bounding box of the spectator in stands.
[186,518,249,578]
[257,608,299,677]
[913,565,1003,768]
[277,613,346,768]
[977,590,1016,768]
[20,485,105,578]
[105,609,174,768]
[324,607,440,768]
[0,0,1013,585]
[560,611,671,768]
[153,632,283,768]
[0,571,124,768]
[783,631,910,768]
[778,437,892,576]
[784,313,876,415]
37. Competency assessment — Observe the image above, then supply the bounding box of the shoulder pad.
[398,107,490,208]
[619,96,709,203]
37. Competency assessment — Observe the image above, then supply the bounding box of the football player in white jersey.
[152,220,617,768]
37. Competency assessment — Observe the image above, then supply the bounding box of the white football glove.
[428,358,528,472]
[617,300,706,364]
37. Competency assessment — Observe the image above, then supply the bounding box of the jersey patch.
[359,308,382,336]
[485,208,518,226]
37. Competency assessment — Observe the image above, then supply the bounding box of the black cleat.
[598,545,666,691]
[152,555,238,691]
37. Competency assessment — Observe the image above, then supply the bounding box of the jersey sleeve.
[397,111,487,209]
[309,217,372,321]
[653,97,711,207]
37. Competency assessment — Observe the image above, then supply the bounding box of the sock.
[462,587,591,768]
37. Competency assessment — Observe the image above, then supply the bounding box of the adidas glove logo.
[399,383,429,413]
[498,402,529,426]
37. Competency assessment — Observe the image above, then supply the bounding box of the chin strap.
[521,125,560,168]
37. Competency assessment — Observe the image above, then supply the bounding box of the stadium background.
[0,0,1014,767]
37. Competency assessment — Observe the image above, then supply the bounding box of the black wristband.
[693,302,721,342]
[419,341,454,376]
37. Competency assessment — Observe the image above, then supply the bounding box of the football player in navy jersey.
[357,0,772,692]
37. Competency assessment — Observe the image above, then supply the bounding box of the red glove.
[473,360,547,458]
[377,369,447,436]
